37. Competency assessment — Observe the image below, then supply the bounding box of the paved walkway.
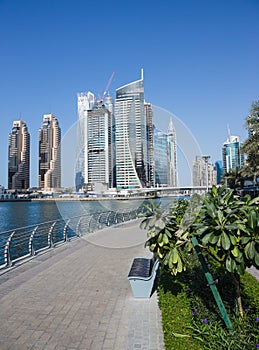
[0,219,164,350]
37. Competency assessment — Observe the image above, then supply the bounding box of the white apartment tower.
[75,92,115,191]
[38,113,61,190]
[115,70,147,189]
[8,120,30,190]
[167,118,178,187]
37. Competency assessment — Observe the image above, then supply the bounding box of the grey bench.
[128,256,159,298]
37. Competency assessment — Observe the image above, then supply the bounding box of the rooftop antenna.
[227,124,231,140]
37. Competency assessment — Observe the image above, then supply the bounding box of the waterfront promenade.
[0,219,164,350]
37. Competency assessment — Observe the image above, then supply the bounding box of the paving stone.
[0,219,165,349]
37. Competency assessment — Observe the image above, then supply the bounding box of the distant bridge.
[121,186,211,197]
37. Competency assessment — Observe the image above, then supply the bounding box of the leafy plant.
[141,185,259,318]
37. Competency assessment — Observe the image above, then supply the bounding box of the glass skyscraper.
[38,113,61,190]
[222,135,244,173]
[154,129,169,186]
[115,70,147,189]
[8,120,30,190]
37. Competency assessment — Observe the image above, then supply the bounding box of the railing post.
[4,231,15,267]
[48,222,56,248]
[106,211,112,226]
[76,217,82,237]
[88,214,94,233]
[63,220,70,242]
[29,226,38,256]
[114,211,119,224]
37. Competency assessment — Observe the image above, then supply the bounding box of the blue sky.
[0,0,258,187]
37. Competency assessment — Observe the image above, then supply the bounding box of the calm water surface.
[0,197,175,233]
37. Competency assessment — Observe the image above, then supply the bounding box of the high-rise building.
[38,113,61,191]
[215,160,223,184]
[84,100,114,191]
[153,120,178,188]
[75,92,95,191]
[222,135,244,173]
[154,129,169,186]
[75,92,115,192]
[192,156,216,187]
[115,70,147,189]
[145,102,154,187]
[167,118,178,187]
[8,120,30,190]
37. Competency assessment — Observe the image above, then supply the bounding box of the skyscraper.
[145,102,154,187]
[75,92,115,192]
[115,70,147,189]
[84,100,114,191]
[153,129,169,186]
[167,118,178,187]
[222,135,244,173]
[75,92,95,191]
[192,156,216,187]
[38,113,61,191]
[8,120,30,190]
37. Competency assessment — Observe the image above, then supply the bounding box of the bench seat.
[128,256,159,298]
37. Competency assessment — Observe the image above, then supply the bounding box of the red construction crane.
[98,72,115,104]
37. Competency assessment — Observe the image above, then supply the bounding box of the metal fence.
[0,207,144,270]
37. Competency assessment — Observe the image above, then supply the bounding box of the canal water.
[0,197,176,233]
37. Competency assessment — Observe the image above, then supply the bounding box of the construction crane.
[98,72,115,105]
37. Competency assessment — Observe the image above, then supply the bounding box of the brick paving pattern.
[0,219,164,350]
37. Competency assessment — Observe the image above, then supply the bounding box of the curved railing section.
[0,207,144,271]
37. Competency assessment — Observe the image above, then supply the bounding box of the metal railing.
[0,207,144,270]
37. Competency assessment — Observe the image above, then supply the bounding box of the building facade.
[153,129,169,186]
[115,70,147,189]
[167,118,178,187]
[145,102,154,187]
[8,120,30,190]
[153,120,178,188]
[222,135,244,173]
[75,92,95,190]
[38,113,61,191]
[192,156,216,187]
[84,101,114,191]
[75,92,115,192]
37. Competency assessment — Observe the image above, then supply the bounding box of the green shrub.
[240,271,259,313]
[158,263,259,350]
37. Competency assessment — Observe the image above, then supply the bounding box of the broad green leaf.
[248,211,257,229]
[248,242,255,259]
[209,233,219,245]
[229,234,237,246]
[155,218,165,230]
[226,257,236,272]
[177,257,183,273]
[201,233,212,245]
[221,232,231,250]
[241,236,251,245]
[231,246,239,257]
[236,263,245,275]
[172,248,179,264]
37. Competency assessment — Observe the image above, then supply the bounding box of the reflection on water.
[0,197,177,233]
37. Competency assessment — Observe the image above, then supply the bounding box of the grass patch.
[158,259,259,350]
